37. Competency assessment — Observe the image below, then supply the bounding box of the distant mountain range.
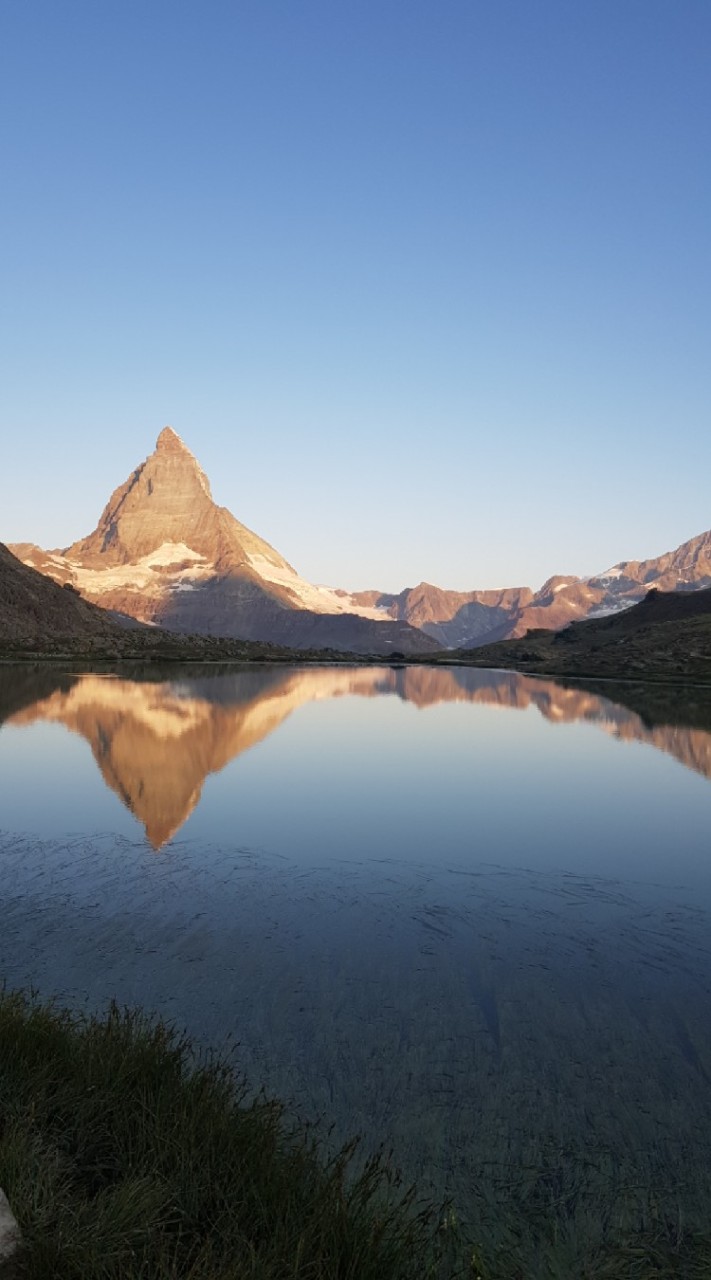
[350,532,711,646]
[8,426,711,652]
[451,583,711,684]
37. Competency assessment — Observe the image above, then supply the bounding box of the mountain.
[350,528,711,648]
[504,529,711,639]
[350,582,533,647]
[7,663,711,847]
[9,425,710,652]
[0,540,348,662]
[11,428,436,655]
[0,540,132,649]
[450,585,711,682]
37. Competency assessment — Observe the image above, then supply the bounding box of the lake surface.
[2,662,711,1274]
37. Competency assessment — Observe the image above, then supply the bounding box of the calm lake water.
[2,662,711,1273]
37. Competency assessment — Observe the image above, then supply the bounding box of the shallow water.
[2,662,711,1269]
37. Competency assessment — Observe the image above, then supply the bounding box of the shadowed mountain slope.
[0,542,354,662]
[0,541,131,648]
[451,587,711,682]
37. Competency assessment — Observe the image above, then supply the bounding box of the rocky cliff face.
[64,427,294,577]
[352,530,711,646]
[350,582,533,647]
[9,424,710,650]
[11,428,436,655]
[502,531,711,640]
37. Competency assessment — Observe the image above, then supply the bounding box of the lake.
[2,662,711,1274]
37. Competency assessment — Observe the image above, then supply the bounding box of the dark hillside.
[444,588,711,682]
[562,586,711,638]
[0,544,294,661]
[0,543,126,646]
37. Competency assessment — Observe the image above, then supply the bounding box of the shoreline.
[3,649,711,691]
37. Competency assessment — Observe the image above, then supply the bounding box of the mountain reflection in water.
[4,661,711,1273]
[5,663,711,848]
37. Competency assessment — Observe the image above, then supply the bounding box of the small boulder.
[0,1189,21,1264]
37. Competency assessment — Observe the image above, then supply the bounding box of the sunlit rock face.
[351,528,711,646]
[499,535,711,637]
[10,425,711,651]
[350,583,535,647]
[64,427,288,576]
[7,667,711,848]
[9,429,435,655]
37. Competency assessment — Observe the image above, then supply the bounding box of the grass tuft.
[3,988,709,1277]
[0,989,454,1279]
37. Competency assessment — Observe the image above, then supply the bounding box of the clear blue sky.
[1,1,709,592]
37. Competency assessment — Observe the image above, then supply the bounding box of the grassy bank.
[436,588,711,685]
[1,990,711,1278]
[0,990,460,1280]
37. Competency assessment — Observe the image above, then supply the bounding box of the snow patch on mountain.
[594,567,624,583]
[21,542,213,597]
[587,598,640,619]
[143,542,207,567]
[247,554,390,620]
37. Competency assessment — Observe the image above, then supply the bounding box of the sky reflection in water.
[2,663,711,878]
[2,663,711,1271]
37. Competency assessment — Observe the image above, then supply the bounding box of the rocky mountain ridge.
[11,428,435,655]
[9,425,711,650]
[0,541,370,663]
[352,528,711,646]
[451,585,711,683]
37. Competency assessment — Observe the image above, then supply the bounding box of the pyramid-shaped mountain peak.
[7,428,441,655]
[57,428,291,576]
[155,425,190,454]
